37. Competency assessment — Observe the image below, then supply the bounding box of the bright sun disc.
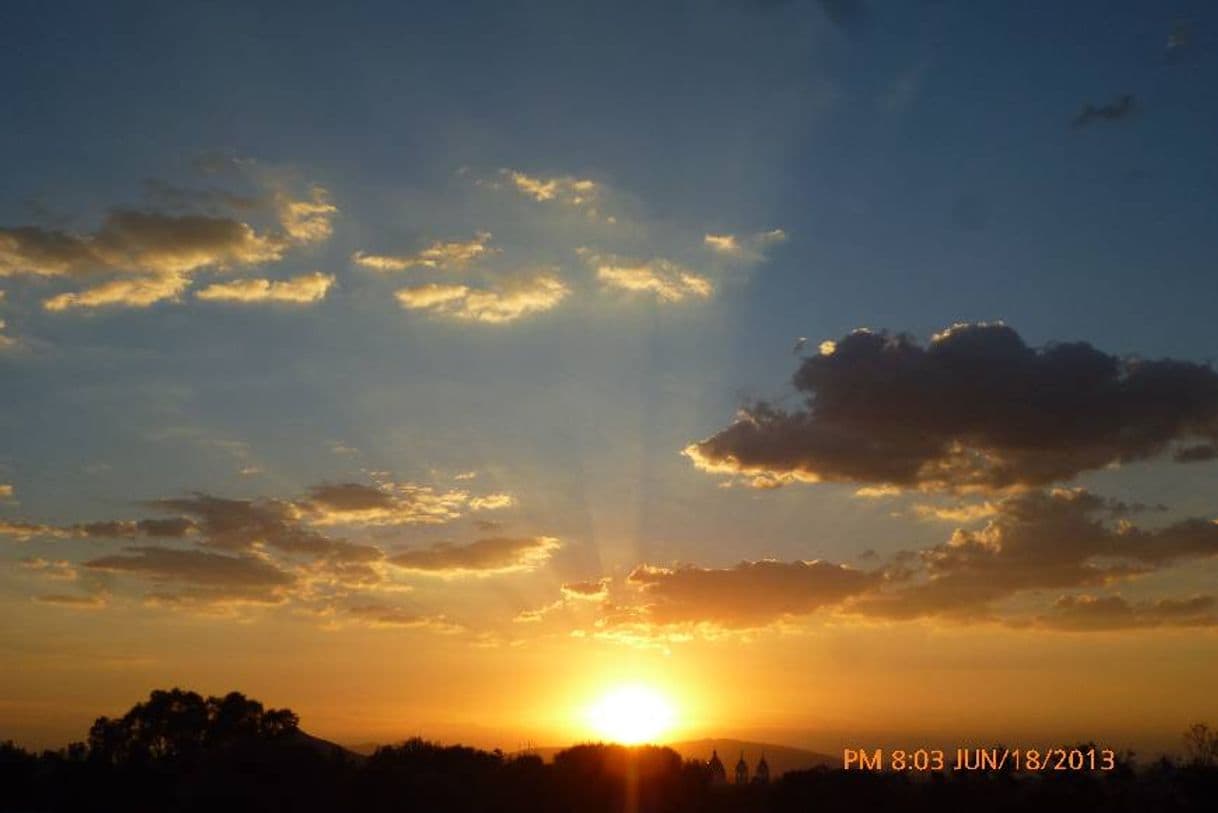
[585,685,675,745]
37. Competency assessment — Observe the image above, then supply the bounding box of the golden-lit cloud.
[194,272,335,304]
[43,273,191,311]
[703,228,786,262]
[389,536,560,577]
[275,186,337,244]
[0,483,13,499]
[688,323,1218,492]
[593,258,713,303]
[19,557,77,581]
[395,274,569,323]
[299,481,501,526]
[0,474,541,615]
[499,170,599,207]
[911,501,1000,523]
[562,578,612,601]
[3,212,284,280]
[353,231,494,272]
[2,171,337,312]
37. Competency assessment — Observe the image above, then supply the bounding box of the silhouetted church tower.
[735,752,749,784]
[707,750,726,785]
[755,753,770,784]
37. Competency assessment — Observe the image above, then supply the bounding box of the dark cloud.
[1073,94,1136,128]
[1032,594,1217,631]
[305,482,396,512]
[85,546,296,590]
[150,494,382,563]
[0,211,283,279]
[562,578,612,600]
[622,559,877,629]
[389,536,560,576]
[851,489,1218,620]
[816,0,867,33]
[1,517,196,541]
[33,593,107,609]
[1175,443,1218,463]
[687,323,1218,492]
[579,489,1218,639]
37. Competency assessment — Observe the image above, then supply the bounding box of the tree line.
[2,689,1217,812]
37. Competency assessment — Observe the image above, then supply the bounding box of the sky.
[3,0,1218,755]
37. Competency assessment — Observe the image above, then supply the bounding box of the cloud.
[562,578,612,601]
[43,273,192,311]
[1032,594,1217,631]
[33,593,107,609]
[469,493,514,511]
[3,475,547,615]
[0,484,12,499]
[850,489,1218,620]
[687,323,1218,492]
[570,489,1218,640]
[0,516,197,542]
[298,481,485,526]
[353,231,494,272]
[19,557,78,581]
[395,274,569,323]
[621,559,877,629]
[194,272,335,304]
[149,494,382,566]
[593,258,713,303]
[2,172,337,311]
[85,546,296,591]
[911,501,1000,523]
[816,0,868,33]
[703,229,786,263]
[275,186,337,244]
[1175,443,1218,463]
[389,536,560,577]
[1073,94,1136,128]
[343,604,461,631]
[0,319,15,349]
[499,170,599,208]
[2,211,284,280]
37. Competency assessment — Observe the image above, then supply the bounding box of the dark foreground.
[3,690,1217,812]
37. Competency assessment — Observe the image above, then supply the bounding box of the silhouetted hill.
[667,739,835,776]
[285,729,366,763]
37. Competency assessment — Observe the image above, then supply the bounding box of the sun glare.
[585,684,676,745]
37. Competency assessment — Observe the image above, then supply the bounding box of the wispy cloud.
[390,536,561,577]
[194,272,335,304]
[354,231,494,272]
[395,274,569,323]
[590,255,713,303]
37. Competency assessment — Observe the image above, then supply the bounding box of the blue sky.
[3,0,1218,750]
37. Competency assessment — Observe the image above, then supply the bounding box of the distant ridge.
[286,729,366,763]
[666,739,836,777]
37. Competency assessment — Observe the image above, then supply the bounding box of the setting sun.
[585,685,676,745]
